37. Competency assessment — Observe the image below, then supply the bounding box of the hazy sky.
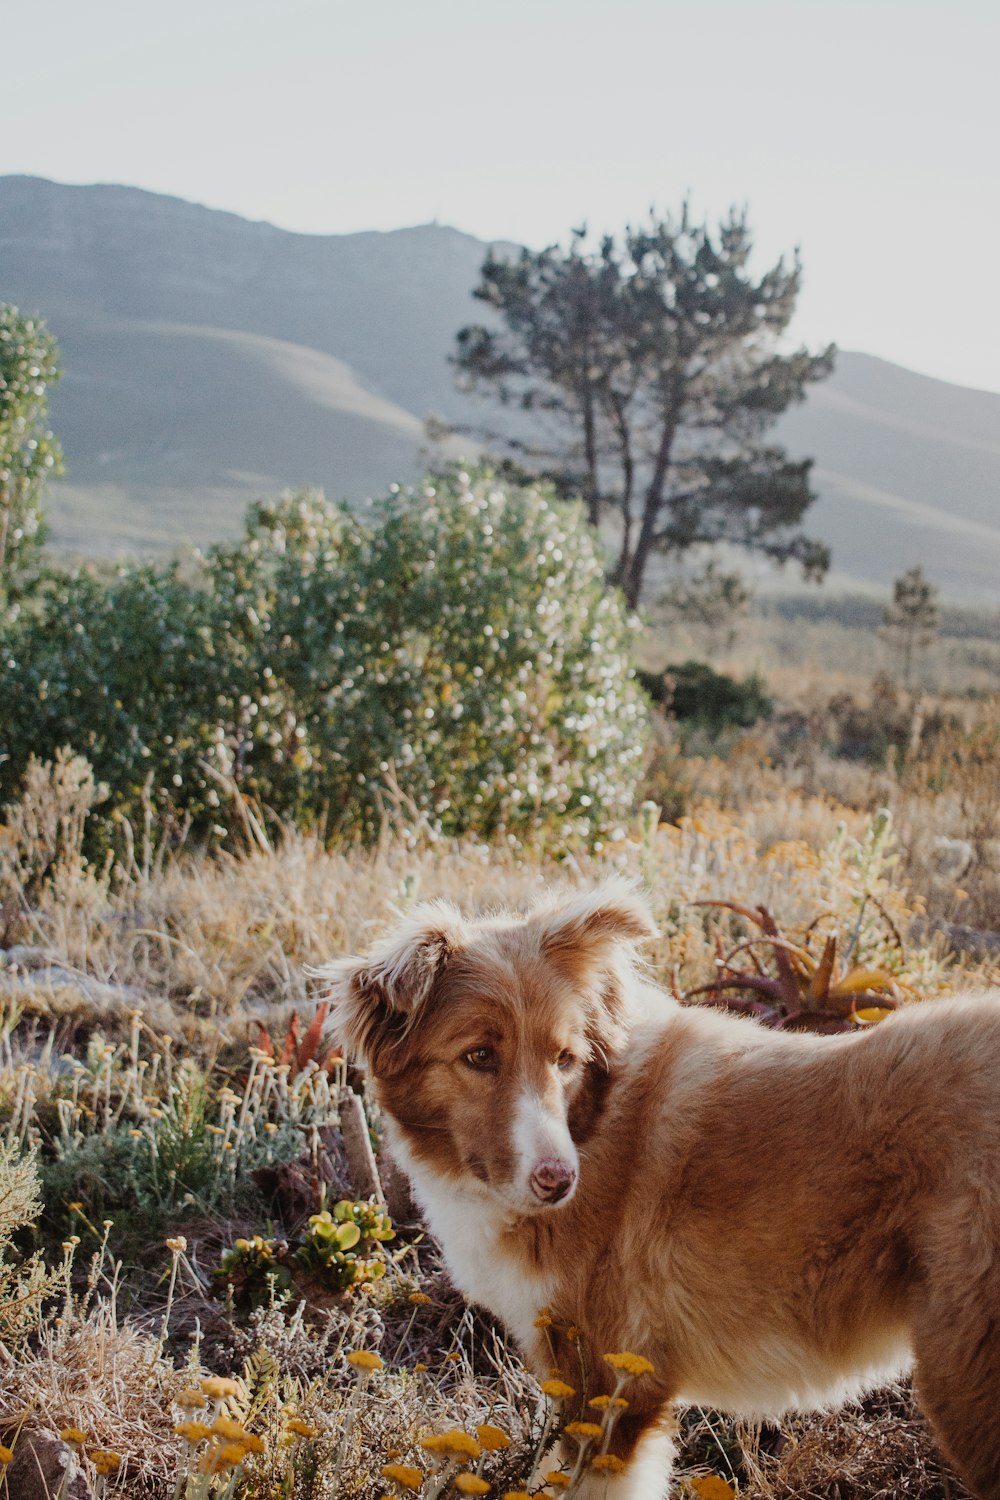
[6,0,999,392]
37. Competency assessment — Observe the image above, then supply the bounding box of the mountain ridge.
[2,176,998,600]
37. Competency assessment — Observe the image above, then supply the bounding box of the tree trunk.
[621,409,679,608]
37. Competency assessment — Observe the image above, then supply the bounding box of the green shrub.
[0,469,649,848]
[0,1141,54,1341]
[640,660,772,735]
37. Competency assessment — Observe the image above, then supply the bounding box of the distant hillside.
[2,176,999,599]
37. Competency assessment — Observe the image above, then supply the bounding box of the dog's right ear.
[313,902,466,1071]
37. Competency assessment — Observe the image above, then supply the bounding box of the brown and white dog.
[322,880,1000,1498]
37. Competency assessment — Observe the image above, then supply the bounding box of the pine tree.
[451,206,833,608]
[882,565,940,686]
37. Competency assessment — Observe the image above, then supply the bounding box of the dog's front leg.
[568,1415,677,1500]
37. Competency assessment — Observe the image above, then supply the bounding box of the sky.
[5,0,1000,393]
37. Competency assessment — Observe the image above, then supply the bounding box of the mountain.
[2,175,998,599]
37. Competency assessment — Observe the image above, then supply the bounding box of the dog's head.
[319,880,656,1215]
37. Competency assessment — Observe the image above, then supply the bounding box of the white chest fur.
[391,1138,553,1354]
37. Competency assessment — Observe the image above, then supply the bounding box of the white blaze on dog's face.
[322,882,656,1215]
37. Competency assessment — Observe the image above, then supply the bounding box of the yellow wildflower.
[382,1462,424,1491]
[545,1473,571,1489]
[419,1430,481,1459]
[564,1421,603,1441]
[407,1291,432,1305]
[200,1375,241,1400]
[455,1477,491,1495]
[286,1418,319,1438]
[414,1362,429,1372]
[591,1454,626,1472]
[587,1395,628,1410]
[603,1351,655,1378]
[90,1450,123,1475]
[346,1349,384,1372]
[539,1378,575,1400]
[476,1423,511,1451]
[210,1416,250,1442]
[216,1442,249,1468]
[176,1388,207,1410]
[445,1350,461,1362]
[165,1236,187,1253]
[60,1428,87,1446]
[533,1312,553,1329]
[174,1421,212,1445]
[690,1478,737,1500]
[0,1445,12,1464]
[565,1325,582,1341]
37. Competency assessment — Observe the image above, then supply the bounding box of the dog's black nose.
[530,1159,577,1204]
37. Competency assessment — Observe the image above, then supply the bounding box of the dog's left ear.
[530,878,657,976]
[314,902,466,1071]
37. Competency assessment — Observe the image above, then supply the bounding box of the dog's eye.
[556,1049,576,1071]
[463,1046,498,1073]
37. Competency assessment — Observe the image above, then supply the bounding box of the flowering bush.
[0,468,649,848]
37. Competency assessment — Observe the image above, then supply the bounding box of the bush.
[640,660,772,735]
[0,469,649,848]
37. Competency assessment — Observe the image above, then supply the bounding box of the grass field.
[1,655,997,1499]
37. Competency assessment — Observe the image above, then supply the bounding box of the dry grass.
[0,740,998,1496]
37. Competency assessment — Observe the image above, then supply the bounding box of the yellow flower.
[565,1325,582,1341]
[286,1418,319,1438]
[211,1417,250,1442]
[539,1378,575,1401]
[174,1421,212,1445]
[165,1236,187,1253]
[419,1430,481,1459]
[200,1375,241,1400]
[407,1291,431,1305]
[176,1388,207,1410]
[59,1428,87,1446]
[690,1479,737,1500]
[346,1349,384,1373]
[591,1454,626,1473]
[501,1494,531,1499]
[414,1363,429,1373]
[476,1423,511,1451]
[0,1445,12,1464]
[216,1442,249,1468]
[603,1351,655,1378]
[90,1450,123,1476]
[445,1351,461,1362]
[545,1473,571,1489]
[564,1421,603,1441]
[239,1432,266,1455]
[588,1395,628,1410]
[381,1462,424,1491]
[455,1477,491,1495]
[533,1312,553,1329]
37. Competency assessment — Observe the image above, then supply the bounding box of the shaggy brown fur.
[323,881,1000,1499]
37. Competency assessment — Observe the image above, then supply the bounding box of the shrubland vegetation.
[0,299,998,1498]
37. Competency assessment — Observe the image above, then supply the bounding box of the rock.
[928,836,975,881]
[0,1428,94,1499]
